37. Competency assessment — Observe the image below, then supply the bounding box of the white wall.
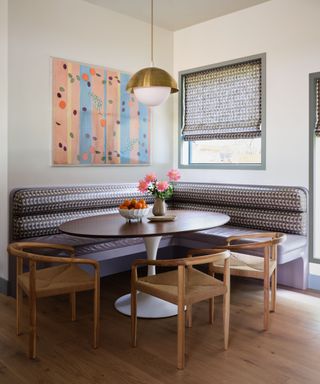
[0,0,8,283]
[173,0,320,187]
[8,0,175,189]
[3,0,175,281]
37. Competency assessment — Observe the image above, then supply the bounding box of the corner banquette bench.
[9,182,308,294]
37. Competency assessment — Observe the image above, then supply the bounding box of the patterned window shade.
[315,79,320,137]
[181,59,262,141]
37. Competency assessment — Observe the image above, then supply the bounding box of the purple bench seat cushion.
[23,233,145,256]
[22,233,175,258]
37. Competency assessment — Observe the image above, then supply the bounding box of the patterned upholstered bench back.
[11,182,308,241]
[10,184,152,240]
[172,183,308,236]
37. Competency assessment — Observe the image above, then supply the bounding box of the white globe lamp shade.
[126,67,178,107]
[133,86,171,107]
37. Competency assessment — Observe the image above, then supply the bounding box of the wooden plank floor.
[1,272,320,384]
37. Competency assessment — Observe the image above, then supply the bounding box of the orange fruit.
[136,202,143,209]
[123,199,130,207]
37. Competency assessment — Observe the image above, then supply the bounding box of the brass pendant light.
[126,0,178,107]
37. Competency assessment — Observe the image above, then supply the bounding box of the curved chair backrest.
[132,249,230,269]
[7,242,99,267]
[226,232,286,249]
[8,242,75,262]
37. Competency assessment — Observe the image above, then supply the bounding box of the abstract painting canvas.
[52,58,150,165]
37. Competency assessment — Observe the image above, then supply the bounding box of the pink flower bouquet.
[138,169,181,200]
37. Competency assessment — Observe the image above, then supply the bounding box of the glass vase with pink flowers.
[138,169,181,216]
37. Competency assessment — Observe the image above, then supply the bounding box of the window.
[179,54,266,169]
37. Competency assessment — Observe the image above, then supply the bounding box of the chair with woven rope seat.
[7,242,100,359]
[131,250,230,369]
[188,232,286,331]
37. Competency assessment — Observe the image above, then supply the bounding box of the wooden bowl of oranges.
[118,199,150,222]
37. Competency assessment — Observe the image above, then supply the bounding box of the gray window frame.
[178,53,266,170]
[309,71,320,264]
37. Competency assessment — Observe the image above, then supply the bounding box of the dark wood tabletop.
[59,209,230,238]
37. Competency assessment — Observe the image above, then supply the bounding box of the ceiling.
[85,0,270,31]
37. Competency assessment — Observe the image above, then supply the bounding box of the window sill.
[178,163,266,170]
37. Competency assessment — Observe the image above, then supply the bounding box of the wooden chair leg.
[209,297,214,324]
[131,286,137,347]
[16,258,23,336]
[223,291,230,350]
[29,295,37,359]
[177,300,185,369]
[186,305,192,328]
[93,277,100,349]
[16,284,23,336]
[208,266,215,324]
[263,276,270,331]
[270,269,277,313]
[70,292,76,321]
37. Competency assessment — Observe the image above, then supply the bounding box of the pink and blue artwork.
[52,58,151,165]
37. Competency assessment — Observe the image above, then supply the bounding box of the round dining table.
[59,209,230,319]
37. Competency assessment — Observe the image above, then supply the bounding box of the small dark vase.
[152,197,166,216]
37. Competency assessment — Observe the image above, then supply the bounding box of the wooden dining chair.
[7,242,100,359]
[131,250,230,369]
[189,232,286,331]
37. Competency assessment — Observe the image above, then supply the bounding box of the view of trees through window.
[190,138,261,164]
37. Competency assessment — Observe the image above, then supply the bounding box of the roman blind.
[181,59,262,141]
[315,79,320,137]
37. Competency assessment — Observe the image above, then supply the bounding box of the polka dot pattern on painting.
[52,59,150,165]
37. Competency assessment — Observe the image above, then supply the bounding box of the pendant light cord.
[151,0,154,67]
